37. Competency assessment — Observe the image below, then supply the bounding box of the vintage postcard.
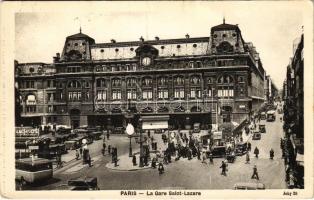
[0,1,313,199]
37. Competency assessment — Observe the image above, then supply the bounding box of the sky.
[15,1,305,89]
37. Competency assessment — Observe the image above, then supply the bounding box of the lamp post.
[138,118,144,167]
[126,123,134,157]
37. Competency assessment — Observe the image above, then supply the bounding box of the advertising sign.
[213,131,223,140]
[15,127,39,137]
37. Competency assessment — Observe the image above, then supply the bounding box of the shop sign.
[213,131,223,140]
[239,105,246,109]
[15,127,39,137]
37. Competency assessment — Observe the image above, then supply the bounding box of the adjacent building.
[15,21,266,131]
[282,33,304,188]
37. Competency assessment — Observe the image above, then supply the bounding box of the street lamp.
[138,118,144,167]
[126,123,135,157]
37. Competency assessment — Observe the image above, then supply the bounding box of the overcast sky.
[15,1,305,89]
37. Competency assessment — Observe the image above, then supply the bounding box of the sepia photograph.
[0,1,313,199]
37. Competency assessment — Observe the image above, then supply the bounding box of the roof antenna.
[80,26,82,34]
[223,16,225,24]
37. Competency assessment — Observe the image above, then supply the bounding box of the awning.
[142,121,168,130]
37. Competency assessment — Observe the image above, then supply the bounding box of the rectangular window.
[143,90,152,100]
[30,81,35,88]
[26,106,36,113]
[208,89,212,97]
[47,93,55,102]
[127,90,137,100]
[190,88,196,98]
[97,90,107,100]
[158,89,168,99]
[112,90,121,100]
[48,105,55,113]
[174,88,184,99]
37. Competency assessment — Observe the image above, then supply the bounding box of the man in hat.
[251,165,259,180]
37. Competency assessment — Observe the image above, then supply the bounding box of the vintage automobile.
[266,110,276,122]
[233,182,265,190]
[259,124,266,133]
[16,158,53,184]
[234,142,248,156]
[211,145,226,158]
[193,123,201,133]
[226,152,236,163]
[67,177,100,190]
[252,131,261,140]
[260,112,266,120]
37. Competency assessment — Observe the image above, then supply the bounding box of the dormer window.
[100,49,104,53]
[222,34,227,37]
[161,46,165,49]
[115,48,119,52]
[193,44,197,48]
[74,43,78,46]
[130,48,134,51]
[232,33,237,37]
[82,42,86,45]
[177,45,181,49]
[213,34,218,38]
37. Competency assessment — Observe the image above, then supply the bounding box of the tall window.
[190,75,201,85]
[97,90,107,100]
[158,77,167,86]
[68,91,81,101]
[112,90,121,100]
[68,80,81,88]
[96,78,106,87]
[190,88,201,98]
[25,94,36,112]
[174,88,184,99]
[217,87,234,97]
[127,78,137,87]
[47,93,55,102]
[142,90,153,100]
[158,89,168,99]
[142,77,153,86]
[127,90,137,100]
[112,78,121,87]
[174,76,184,85]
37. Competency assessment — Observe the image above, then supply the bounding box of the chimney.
[155,36,160,41]
[185,34,190,39]
[111,39,116,43]
[56,53,60,59]
[140,36,144,42]
[53,53,60,63]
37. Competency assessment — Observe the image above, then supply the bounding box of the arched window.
[96,78,106,88]
[112,78,121,87]
[217,75,234,84]
[26,94,36,105]
[174,75,184,85]
[127,77,137,87]
[158,76,167,86]
[238,76,244,83]
[190,75,200,85]
[67,80,81,88]
[142,77,153,86]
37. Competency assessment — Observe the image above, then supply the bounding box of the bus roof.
[266,110,276,114]
[16,158,52,165]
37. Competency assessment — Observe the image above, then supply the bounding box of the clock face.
[142,57,151,66]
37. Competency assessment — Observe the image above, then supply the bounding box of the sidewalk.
[106,152,152,171]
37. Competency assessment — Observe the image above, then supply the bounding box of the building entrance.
[70,109,80,129]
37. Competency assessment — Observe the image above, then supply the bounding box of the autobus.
[266,110,276,122]
[16,157,53,184]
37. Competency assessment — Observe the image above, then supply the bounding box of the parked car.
[234,182,265,190]
[193,123,201,133]
[259,124,266,133]
[67,177,99,190]
[252,131,261,140]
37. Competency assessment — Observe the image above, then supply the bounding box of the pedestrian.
[114,155,118,167]
[132,155,137,166]
[209,153,214,164]
[158,162,164,174]
[197,149,201,160]
[88,153,92,167]
[254,147,259,158]
[107,131,110,140]
[108,145,111,155]
[75,149,80,160]
[187,148,192,160]
[151,157,157,168]
[251,165,259,180]
[270,148,274,159]
[220,161,227,176]
[144,155,148,166]
[202,152,207,163]
[79,147,83,156]
[247,142,251,152]
[245,152,250,164]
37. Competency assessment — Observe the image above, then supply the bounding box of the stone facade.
[15,22,266,129]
